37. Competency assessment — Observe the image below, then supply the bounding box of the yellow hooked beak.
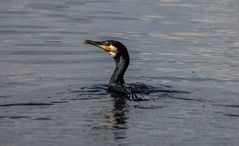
[84,40,118,57]
[84,40,112,52]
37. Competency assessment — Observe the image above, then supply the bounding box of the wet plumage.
[84,40,150,99]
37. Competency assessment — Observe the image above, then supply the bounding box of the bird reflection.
[104,96,128,129]
[112,97,128,126]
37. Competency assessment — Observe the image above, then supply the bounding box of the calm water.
[0,0,239,145]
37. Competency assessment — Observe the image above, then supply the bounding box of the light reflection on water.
[0,0,239,145]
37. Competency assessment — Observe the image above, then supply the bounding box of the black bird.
[84,40,150,99]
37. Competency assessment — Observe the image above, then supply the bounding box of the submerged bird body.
[84,40,150,98]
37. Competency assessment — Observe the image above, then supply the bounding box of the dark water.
[1,0,239,145]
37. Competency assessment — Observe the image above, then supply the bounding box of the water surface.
[0,0,239,145]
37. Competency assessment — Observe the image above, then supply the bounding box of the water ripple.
[0,102,54,107]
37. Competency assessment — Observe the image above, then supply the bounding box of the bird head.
[84,40,128,58]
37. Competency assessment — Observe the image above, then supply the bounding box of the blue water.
[0,0,239,145]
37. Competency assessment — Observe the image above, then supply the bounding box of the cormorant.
[84,40,150,98]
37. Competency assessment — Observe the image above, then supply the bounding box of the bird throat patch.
[100,44,118,57]
[103,45,112,52]
[108,45,118,57]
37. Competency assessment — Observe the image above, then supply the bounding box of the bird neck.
[109,54,130,86]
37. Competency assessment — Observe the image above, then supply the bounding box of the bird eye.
[103,41,110,46]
